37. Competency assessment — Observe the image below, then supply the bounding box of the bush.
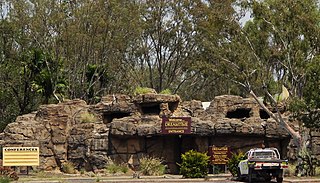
[61,161,76,174]
[286,162,297,176]
[179,150,210,178]
[0,177,10,183]
[139,156,166,176]
[297,147,320,176]
[106,163,129,175]
[227,151,247,177]
[316,166,320,176]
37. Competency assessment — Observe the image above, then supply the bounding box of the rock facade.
[0,94,301,173]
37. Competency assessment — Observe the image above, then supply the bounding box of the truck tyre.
[248,168,253,183]
[237,168,242,181]
[276,176,283,183]
[265,176,271,182]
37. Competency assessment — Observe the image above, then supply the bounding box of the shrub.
[106,164,121,174]
[297,147,319,176]
[139,156,166,176]
[227,151,247,177]
[80,168,85,175]
[286,162,297,176]
[316,166,320,176]
[0,177,10,183]
[61,162,76,174]
[80,112,97,123]
[179,150,210,178]
[106,163,129,175]
[120,165,129,174]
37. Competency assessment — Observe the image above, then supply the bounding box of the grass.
[106,163,129,175]
[133,87,156,95]
[80,112,97,123]
[159,89,172,94]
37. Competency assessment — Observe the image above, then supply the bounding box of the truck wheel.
[248,168,253,183]
[276,176,283,183]
[265,176,271,182]
[237,168,242,181]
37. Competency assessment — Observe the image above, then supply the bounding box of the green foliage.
[297,147,320,176]
[227,151,247,177]
[179,150,210,178]
[27,49,66,104]
[0,177,11,183]
[285,162,297,177]
[133,87,156,95]
[139,156,166,176]
[288,57,320,128]
[159,89,172,95]
[61,162,76,174]
[316,166,320,176]
[303,58,320,103]
[85,64,110,103]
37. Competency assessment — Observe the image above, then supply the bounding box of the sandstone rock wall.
[0,94,301,173]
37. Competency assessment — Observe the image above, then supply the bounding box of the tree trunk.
[249,90,302,148]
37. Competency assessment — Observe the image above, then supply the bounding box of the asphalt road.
[13,174,320,183]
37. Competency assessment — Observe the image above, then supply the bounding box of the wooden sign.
[161,117,191,134]
[209,146,231,165]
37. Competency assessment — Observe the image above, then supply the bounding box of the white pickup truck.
[238,148,288,183]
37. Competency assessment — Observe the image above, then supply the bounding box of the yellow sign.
[3,147,39,166]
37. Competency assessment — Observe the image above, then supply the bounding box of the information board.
[3,147,39,166]
[208,146,231,165]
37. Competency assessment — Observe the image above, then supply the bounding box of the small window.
[260,109,270,119]
[103,112,130,123]
[140,103,161,115]
[168,102,179,112]
[226,108,251,119]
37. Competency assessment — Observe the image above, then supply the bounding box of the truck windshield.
[252,151,276,159]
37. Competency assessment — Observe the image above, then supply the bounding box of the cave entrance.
[103,112,130,123]
[226,108,251,119]
[140,103,161,115]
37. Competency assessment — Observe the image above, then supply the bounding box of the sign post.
[208,146,231,173]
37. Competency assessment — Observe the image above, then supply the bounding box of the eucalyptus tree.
[54,0,142,102]
[123,0,200,95]
[244,0,320,148]
[197,0,320,148]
